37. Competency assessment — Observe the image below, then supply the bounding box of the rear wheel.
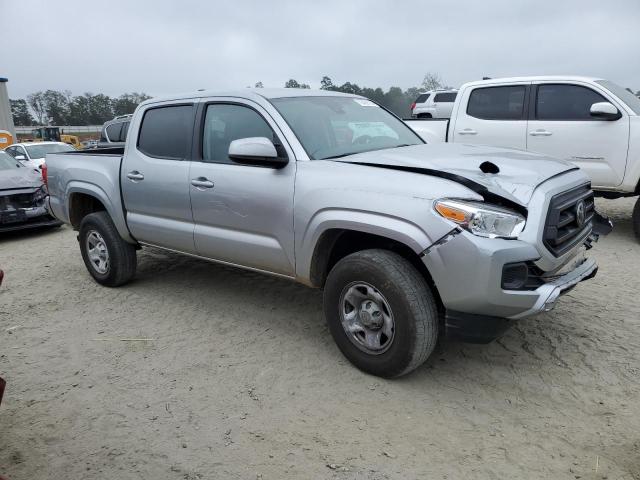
[323,249,438,378]
[633,197,640,241]
[417,113,432,119]
[79,211,137,287]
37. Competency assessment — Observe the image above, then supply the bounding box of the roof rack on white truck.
[405,76,640,240]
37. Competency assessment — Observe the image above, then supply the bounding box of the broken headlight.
[434,199,526,239]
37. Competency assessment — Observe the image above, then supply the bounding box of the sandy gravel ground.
[1,198,639,480]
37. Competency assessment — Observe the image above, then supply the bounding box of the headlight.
[434,199,526,239]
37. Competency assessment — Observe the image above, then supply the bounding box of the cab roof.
[139,88,360,107]
[463,75,604,87]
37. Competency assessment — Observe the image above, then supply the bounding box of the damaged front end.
[418,178,610,343]
[0,186,61,232]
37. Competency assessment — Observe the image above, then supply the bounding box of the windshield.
[595,80,640,115]
[25,143,75,159]
[0,151,22,170]
[270,96,423,159]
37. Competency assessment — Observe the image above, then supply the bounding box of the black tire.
[79,211,137,287]
[417,113,432,119]
[323,249,438,378]
[633,197,640,241]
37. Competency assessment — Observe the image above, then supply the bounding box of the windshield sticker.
[348,122,399,140]
[353,99,378,107]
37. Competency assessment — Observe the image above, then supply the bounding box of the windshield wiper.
[321,152,361,160]
[322,144,417,160]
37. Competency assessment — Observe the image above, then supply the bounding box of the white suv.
[410,89,458,119]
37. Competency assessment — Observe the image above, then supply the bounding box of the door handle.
[191,177,214,189]
[126,171,144,181]
[529,129,553,136]
[458,129,477,135]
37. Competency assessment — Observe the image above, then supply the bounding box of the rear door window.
[535,84,607,120]
[467,86,526,120]
[434,92,457,102]
[137,105,194,159]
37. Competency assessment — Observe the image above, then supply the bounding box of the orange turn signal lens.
[435,203,469,223]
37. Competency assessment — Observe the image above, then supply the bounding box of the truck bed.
[45,149,132,242]
[60,146,125,156]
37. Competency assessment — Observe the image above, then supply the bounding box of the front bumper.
[443,258,597,343]
[0,204,62,232]
[508,257,597,319]
[421,228,598,338]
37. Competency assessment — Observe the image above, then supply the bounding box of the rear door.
[450,83,529,149]
[121,101,197,253]
[188,99,296,276]
[526,82,629,188]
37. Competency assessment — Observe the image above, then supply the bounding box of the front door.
[189,100,296,276]
[120,102,196,253]
[526,83,630,188]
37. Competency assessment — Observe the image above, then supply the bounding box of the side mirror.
[590,102,621,120]
[15,155,26,161]
[228,137,288,168]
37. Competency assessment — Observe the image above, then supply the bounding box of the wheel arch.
[66,182,134,243]
[306,228,444,315]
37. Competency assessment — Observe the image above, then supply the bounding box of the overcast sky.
[1,0,639,99]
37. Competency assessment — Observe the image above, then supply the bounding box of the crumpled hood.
[337,143,579,205]
[0,167,43,192]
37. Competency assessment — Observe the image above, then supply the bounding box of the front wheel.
[323,249,439,378]
[633,197,640,241]
[79,211,137,287]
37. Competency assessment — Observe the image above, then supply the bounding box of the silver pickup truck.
[45,89,607,377]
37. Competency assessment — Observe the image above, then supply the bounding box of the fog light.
[502,262,529,289]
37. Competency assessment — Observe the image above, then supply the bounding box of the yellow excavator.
[31,127,81,149]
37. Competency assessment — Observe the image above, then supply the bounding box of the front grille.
[543,183,594,257]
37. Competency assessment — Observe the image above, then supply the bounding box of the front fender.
[295,208,452,285]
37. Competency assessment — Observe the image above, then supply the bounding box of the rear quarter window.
[137,105,194,159]
[415,94,431,103]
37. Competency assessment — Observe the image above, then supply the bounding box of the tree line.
[10,91,151,126]
[10,73,448,126]
[276,72,448,118]
[11,73,640,127]
[26,72,638,126]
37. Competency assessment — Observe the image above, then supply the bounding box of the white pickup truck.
[406,76,640,238]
